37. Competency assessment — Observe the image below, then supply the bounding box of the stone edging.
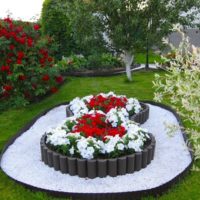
[66,102,149,125]
[40,134,155,179]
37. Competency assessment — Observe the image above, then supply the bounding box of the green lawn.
[0,71,199,200]
[135,52,163,64]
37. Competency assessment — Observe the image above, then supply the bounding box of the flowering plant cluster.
[153,25,200,169]
[0,17,62,109]
[69,92,142,117]
[46,107,150,160]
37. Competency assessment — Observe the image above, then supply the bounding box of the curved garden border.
[63,64,140,77]
[41,133,155,178]
[66,102,149,124]
[0,101,193,200]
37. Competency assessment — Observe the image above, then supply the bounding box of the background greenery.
[0,71,199,200]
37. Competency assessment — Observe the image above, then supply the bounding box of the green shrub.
[58,55,88,72]
[57,53,123,72]
[87,53,123,70]
[41,0,76,59]
[41,0,109,59]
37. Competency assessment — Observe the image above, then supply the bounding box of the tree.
[44,0,108,57]
[91,0,200,81]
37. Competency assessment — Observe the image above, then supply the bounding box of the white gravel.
[0,104,192,193]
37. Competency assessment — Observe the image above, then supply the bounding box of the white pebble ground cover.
[0,104,192,193]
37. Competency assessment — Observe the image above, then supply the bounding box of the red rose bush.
[46,110,150,160]
[0,17,62,108]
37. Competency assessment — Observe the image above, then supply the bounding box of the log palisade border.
[41,133,155,178]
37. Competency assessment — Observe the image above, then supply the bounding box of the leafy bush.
[153,26,200,167]
[57,53,123,72]
[41,0,76,59]
[0,17,63,110]
[41,0,109,59]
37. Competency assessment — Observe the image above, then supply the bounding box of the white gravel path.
[0,104,192,193]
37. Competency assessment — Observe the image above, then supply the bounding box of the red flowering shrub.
[0,17,63,109]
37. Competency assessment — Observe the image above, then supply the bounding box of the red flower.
[7,71,12,75]
[4,17,12,24]
[17,51,25,59]
[55,76,63,83]
[9,44,15,50]
[27,37,33,47]
[6,58,12,64]
[18,74,26,81]
[33,24,40,31]
[50,87,58,93]
[42,74,50,81]
[39,58,46,64]
[3,85,12,91]
[15,26,23,33]
[87,95,128,113]
[48,57,53,62]
[16,37,26,44]
[16,59,22,65]
[8,52,14,57]
[1,65,10,72]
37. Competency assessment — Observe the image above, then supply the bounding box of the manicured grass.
[0,70,199,200]
[135,52,163,64]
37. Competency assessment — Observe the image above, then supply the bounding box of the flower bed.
[41,103,154,178]
[66,92,149,124]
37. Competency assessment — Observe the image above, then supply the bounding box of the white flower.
[127,140,142,152]
[117,143,125,151]
[126,98,141,114]
[80,147,95,159]
[77,139,88,151]
[126,104,133,111]
[46,129,69,146]
[69,146,75,155]
[97,140,106,153]
[82,95,93,103]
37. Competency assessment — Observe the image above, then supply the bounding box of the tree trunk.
[123,51,134,81]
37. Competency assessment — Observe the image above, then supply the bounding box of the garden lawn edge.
[0,101,193,200]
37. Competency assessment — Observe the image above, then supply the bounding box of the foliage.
[153,26,200,165]
[1,71,200,199]
[91,0,200,52]
[0,17,63,111]
[87,53,123,69]
[41,0,77,60]
[135,51,163,64]
[41,0,108,58]
[57,53,123,72]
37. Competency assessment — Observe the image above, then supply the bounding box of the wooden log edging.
[40,134,156,179]
[66,102,149,124]
[130,103,149,124]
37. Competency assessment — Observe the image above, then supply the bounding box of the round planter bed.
[66,102,149,124]
[41,133,155,178]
